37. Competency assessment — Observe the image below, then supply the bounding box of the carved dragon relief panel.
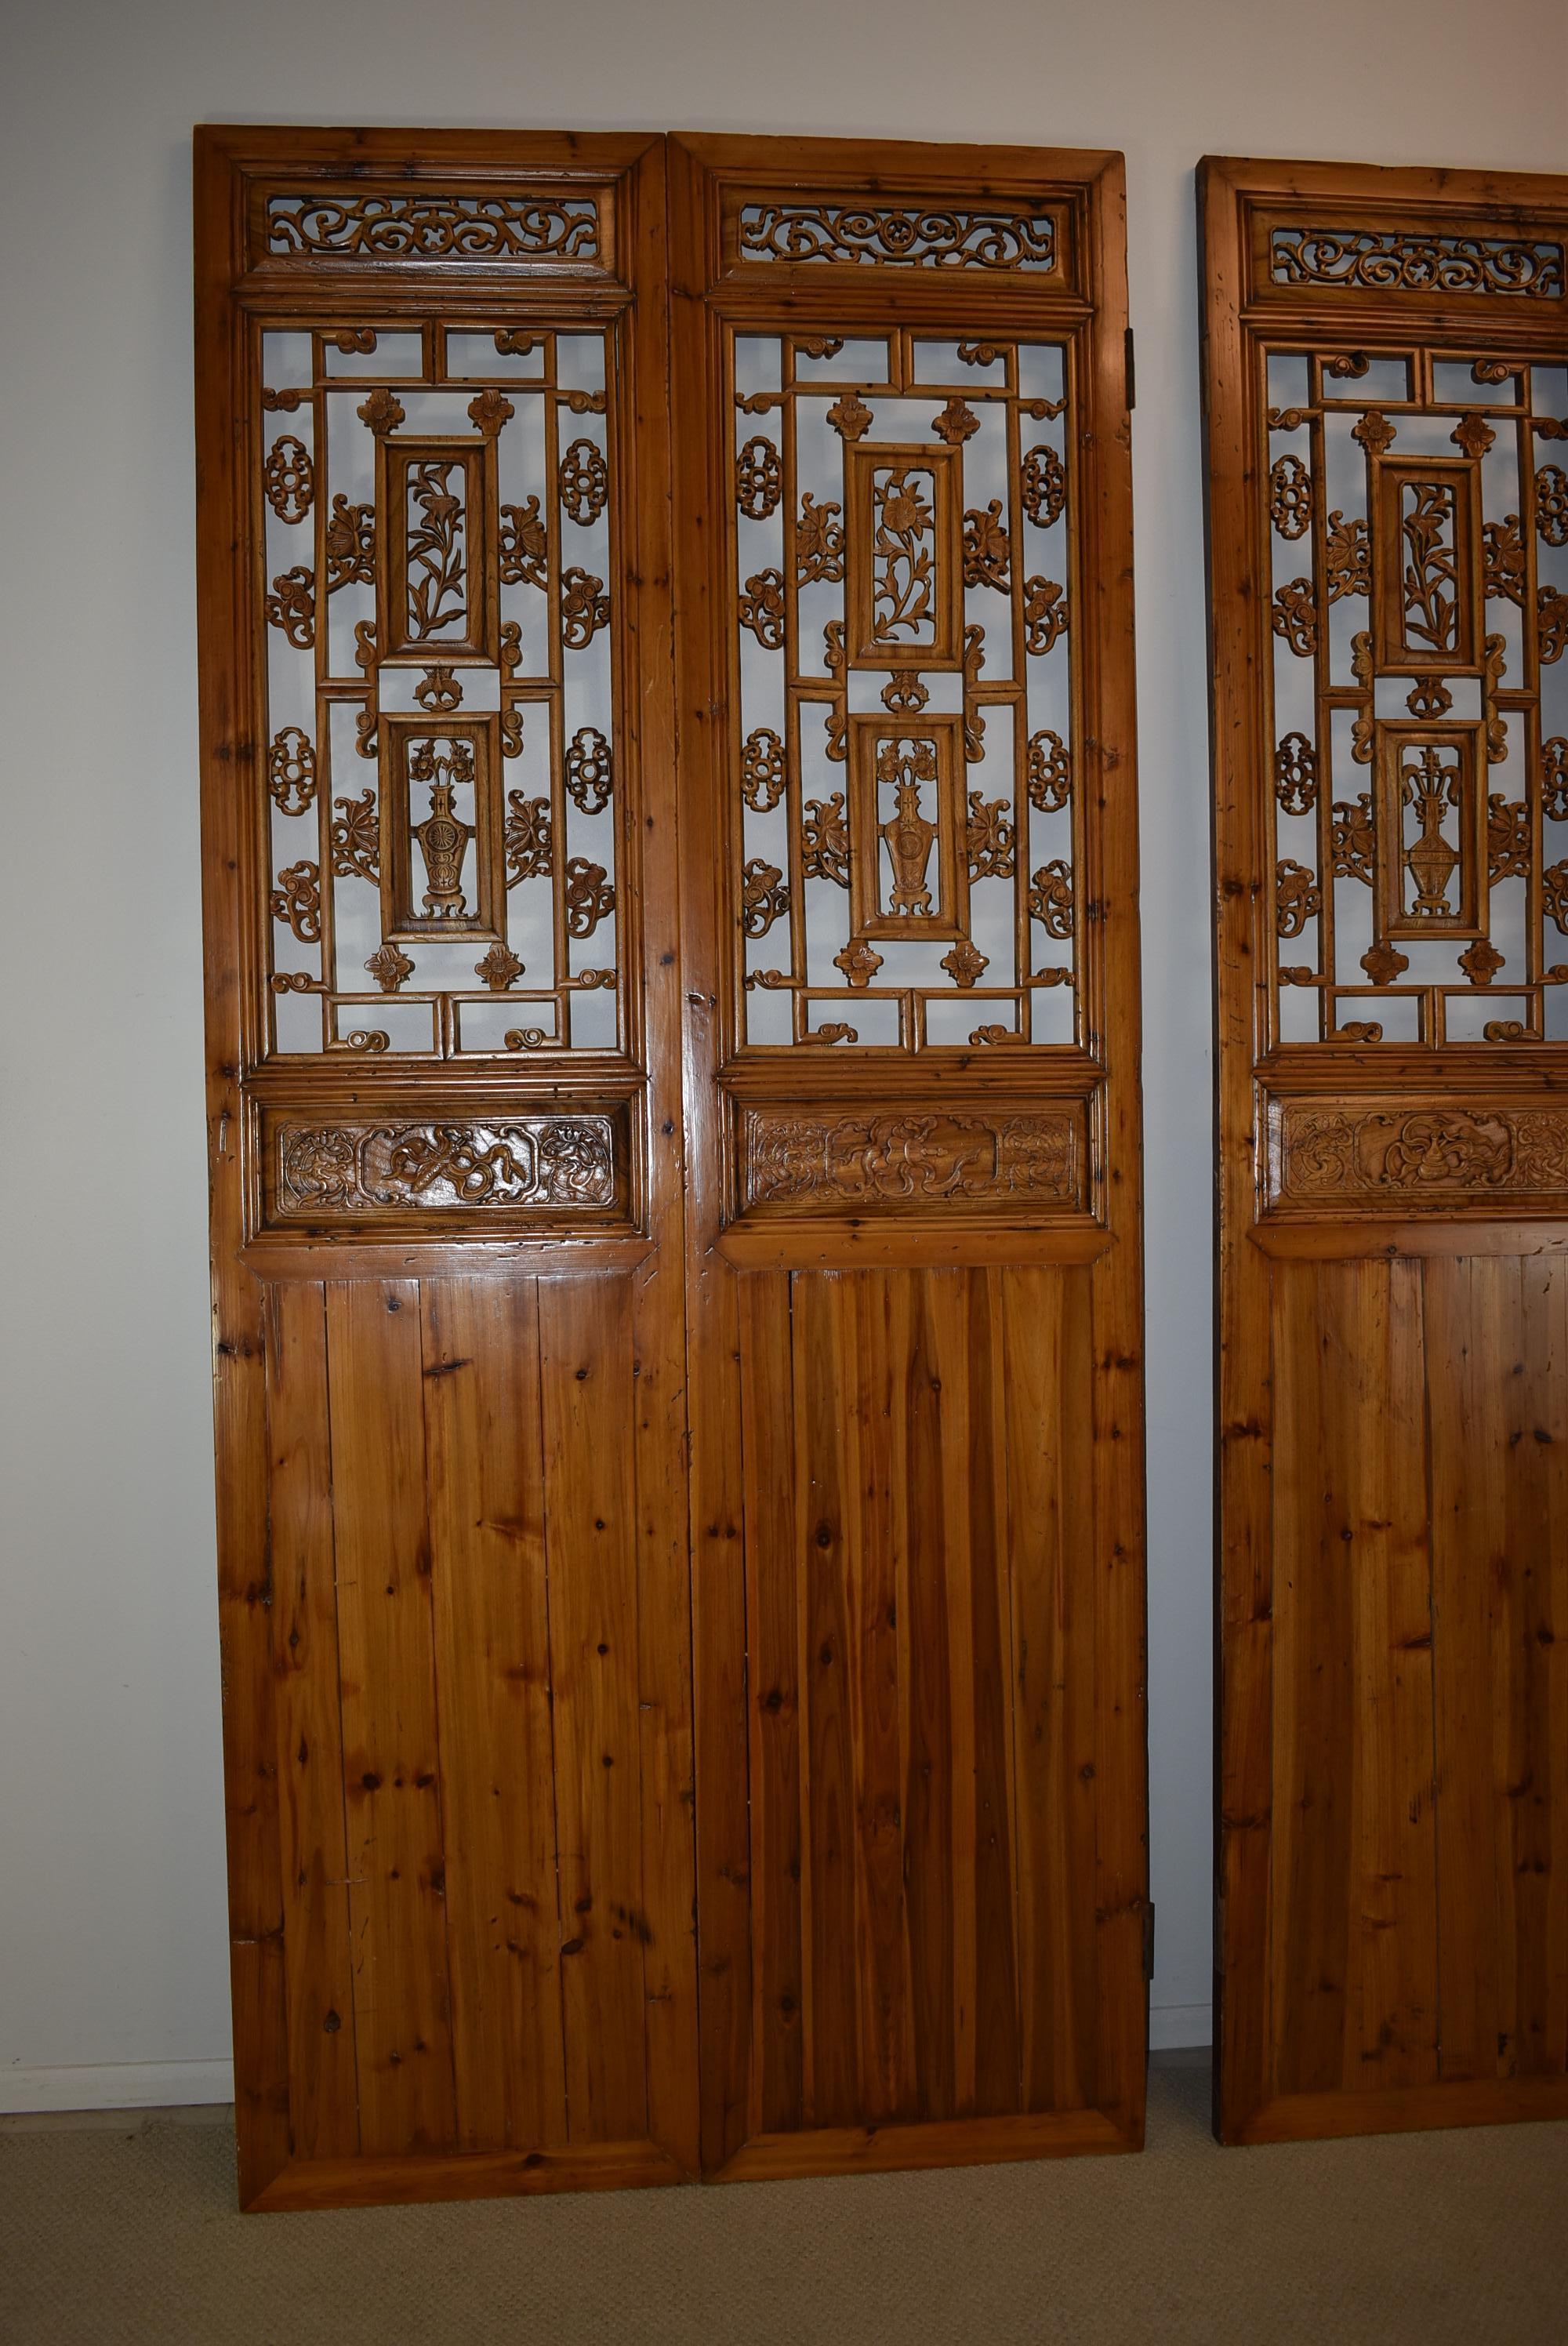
[1261,340,1568,1051]
[259,321,624,1061]
[1268,1095,1568,1205]
[728,327,1078,1059]
[738,1102,1083,1215]
[268,1109,623,1218]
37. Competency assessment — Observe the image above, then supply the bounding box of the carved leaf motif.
[742,728,786,812]
[1330,795,1375,884]
[1483,514,1526,605]
[1487,794,1530,880]
[962,502,1011,590]
[559,437,608,525]
[1544,862,1568,931]
[740,858,789,936]
[739,568,786,648]
[564,726,613,815]
[1275,859,1321,938]
[1323,513,1369,601]
[561,567,610,648]
[1270,578,1317,656]
[1021,444,1066,528]
[330,790,379,881]
[1022,577,1069,655]
[1539,586,1568,665]
[499,497,548,589]
[270,860,321,942]
[405,462,467,640]
[966,791,1016,880]
[266,566,316,648]
[796,494,844,583]
[1273,732,1317,815]
[735,436,782,521]
[503,793,554,884]
[267,725,317,815]
[1014,736,1069,824]
[1029,859,1073,938]
[564,857,615,936]
[801,794,849,886]
[264,435,314,524]
[325,496,376,592]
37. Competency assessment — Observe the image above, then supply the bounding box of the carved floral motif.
[1277,1102,1568,1200]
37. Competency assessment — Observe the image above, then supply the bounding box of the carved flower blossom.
[833,938,884,988]
[365,941,415,992]
[826,392,873,442]
[356,387,405,435]
[474,942,524,990]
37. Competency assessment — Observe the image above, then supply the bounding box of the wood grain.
[1203,153,1568,2144]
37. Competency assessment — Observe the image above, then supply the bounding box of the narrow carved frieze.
[1270,1097,1568,1203]
[272,1114,619,1214]
[739,1105,1082,1212]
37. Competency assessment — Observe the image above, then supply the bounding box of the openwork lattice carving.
[259,317,623,1055]
[1269,227,1563,300]
[729,327,1076,1050]
[1259,332,1568,1044]
[737,203,1056,273]
[265,191,600,263]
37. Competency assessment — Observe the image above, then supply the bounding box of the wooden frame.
[1202,154,1568,2147]
[197,123,1148,2210]
[671,133,1147,2181]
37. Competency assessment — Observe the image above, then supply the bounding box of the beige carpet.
[3,2059,1566,2345]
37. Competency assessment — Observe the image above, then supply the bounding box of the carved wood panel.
[200,128,1146,2213]
[673,135,1146,2182]
[197,129,693,2215]
[1204,157,1568,2151]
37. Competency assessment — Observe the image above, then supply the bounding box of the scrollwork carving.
[1021,444,1066,528]
[735,436,782,521]
[802,794,849,886]
[741,858,789,936]
[564,856,614,936]
[265,565,315,648]
[796,494,845,583]
[742,728,786,812]
[559,438,609,526]
[499,497,548,588]
[962,501,1010,590]
[561,566,610,648]
[1274,732,1317,815]
[1269,454,1312,539]
[266,192,601,263]
[1270,227,1563,298]
[1271,578,1317,656]
[1276,1102,1568,1204]
[267,725,316,815]
[1027,730,1072,812]
[1022,577,1069,655]
[503,792,553,884]
[275,1116,617,1215]
[329,789,379,881]
[263,436,314,524]
[270,860,321,942]
[739,568,786,648]
[737,203,1056,272]
[564,725,613,816]
[1029,859,1073,938]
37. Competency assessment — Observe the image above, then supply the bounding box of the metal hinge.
[1143,1898,1156,1980]
[1125,327,1136,411]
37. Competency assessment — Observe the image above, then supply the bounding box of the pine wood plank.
[325,1279,456,2155]
[419,1276,567,2154]
[795,1272,858,2128]
[737,1271,804,2137]
[902,1272,958,2122]
[1508,1258,1568,2079]
[967,1271,1024,2115]
[264,1281,358,2161]
[537,1276,650,2147]
[1006,1267,1098,2114]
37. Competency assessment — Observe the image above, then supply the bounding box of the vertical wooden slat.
[537,1276,649,2146]
[266,1281,358,2161]
[738,1271,804,2137]
[795,1272,858,2126]
[1427,1255,1509,2082]
[848,1275,915,2123]
[967,1270,1023,2115]
[326,1278,456,2156]
[1348,1261,1438,2091]
[928,1273,979,2116]
[1271,1260,1356,2096]
[420,1276,567,2154]
[1508,1258,1568,2078]
[902,1272,956,2121]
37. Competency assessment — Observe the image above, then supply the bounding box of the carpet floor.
[2,2058,1565,2344]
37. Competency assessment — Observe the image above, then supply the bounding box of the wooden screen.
[1203,157,1568,2144]
[670,137,1146,2178]
[196,125,1145,2212]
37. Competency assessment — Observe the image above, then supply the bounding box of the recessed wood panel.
[1203,154,1568,2144]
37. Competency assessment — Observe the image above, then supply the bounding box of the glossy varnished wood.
[670,134,1148,2181]
[1202,155,1568,2144]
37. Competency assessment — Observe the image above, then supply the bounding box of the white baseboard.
[2,2059,235,2115]
[1149,2001,1211,2051]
